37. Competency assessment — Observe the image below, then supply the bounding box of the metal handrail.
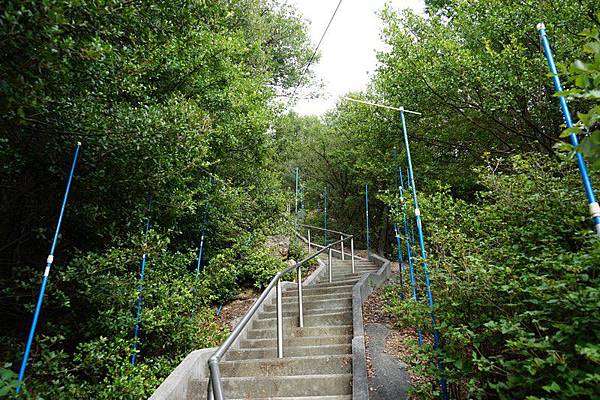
[301,223,349,237]
[207,229,355,400]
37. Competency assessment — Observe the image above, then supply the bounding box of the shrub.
[386,154,600,399]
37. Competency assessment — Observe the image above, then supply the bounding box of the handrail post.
[207,375,214,400]
[328,247,333,283]
[307,229,311,253]
[276,278,284,358]
[340,236,345,260]
[351,237,355,273]
[297,267,304,328]
[208,358,224,400]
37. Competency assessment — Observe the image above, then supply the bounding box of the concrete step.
[229,396,352,400]
[246,325,352,339]
[263,297,351,312]
[224,344,352,360]
[331,265,379,270]
[289,278,361,289]
[252,311,352,330]
[259,306,352,319]
[240,335,352,349]
[325,272,375,280]
[310,278,362,288]
[332,271,373,278]
[326,271,368,285]
[281,292,352,304]
[329,268,378,275]
[283,285,354,297]
[333,261,376,266]
[188,374,352,398]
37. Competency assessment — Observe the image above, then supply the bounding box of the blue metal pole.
[402,165,422,345]
[392,147,404,265]
[393,225,404,301]
[295,168,299,215]
[16,142,82,393]
[196,235,206,276]
[400,110,448,399]
[324,188,328,245]
[365,184,371,258]
[192,191,210,316]
[196,193,210,277]
[538,23,600,236]
[131,196,152,367]
[399,166,411,258]
[392,147,405,300]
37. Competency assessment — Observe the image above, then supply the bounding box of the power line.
[287,0,345,107]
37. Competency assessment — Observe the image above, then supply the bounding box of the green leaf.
[560,127,580,138]
[542,381,561,393]
[574,60,592,72]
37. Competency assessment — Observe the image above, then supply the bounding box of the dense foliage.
[560,27,600,168]
[386,155,600,399]
[1,0,313,397]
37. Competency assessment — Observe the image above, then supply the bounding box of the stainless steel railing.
[302,224,356,273]
[207,226,355,400]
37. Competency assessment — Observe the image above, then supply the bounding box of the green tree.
[560,24,600,169]
[0,0,314,397]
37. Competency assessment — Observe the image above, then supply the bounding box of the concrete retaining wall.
[352,253,391,400]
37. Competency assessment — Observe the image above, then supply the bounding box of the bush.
[386,154,600,399]
[2,232,227,399]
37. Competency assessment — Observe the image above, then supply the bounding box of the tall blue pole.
[365,184,371,257]
[131,195,152,367]
[17,142,82,393]
[538,24,600,236]
[196,192,209,277]
[402,165,422,345]
[295,168,299,215]
[193,191,210,316]
[324,187,328,245]
[196,234,206,277]
[392,147,404,264]
[400,109,448,399]
[399,166,411,260]
[392,147,405,300]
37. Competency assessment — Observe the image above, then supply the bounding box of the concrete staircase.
[188,259,380,399]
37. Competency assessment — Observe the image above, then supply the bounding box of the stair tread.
[249,324,352,332]
[282,294,353,301]
[228,396,352,400]
[242,334,352,343]
[231,343,352,352]
[257,310,352,321]
[219,353,351,365]
[199,373,352,382]
[259,307,352,318]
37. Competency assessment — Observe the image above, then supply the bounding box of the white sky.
[287,0,426,115]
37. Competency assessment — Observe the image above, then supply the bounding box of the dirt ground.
[215,288,259,329]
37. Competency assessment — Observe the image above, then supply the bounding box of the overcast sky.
[287,0,426,115]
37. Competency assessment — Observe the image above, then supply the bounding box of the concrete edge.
[303,257,327,287]
[149,347,216,400]
[352,253,392,400]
